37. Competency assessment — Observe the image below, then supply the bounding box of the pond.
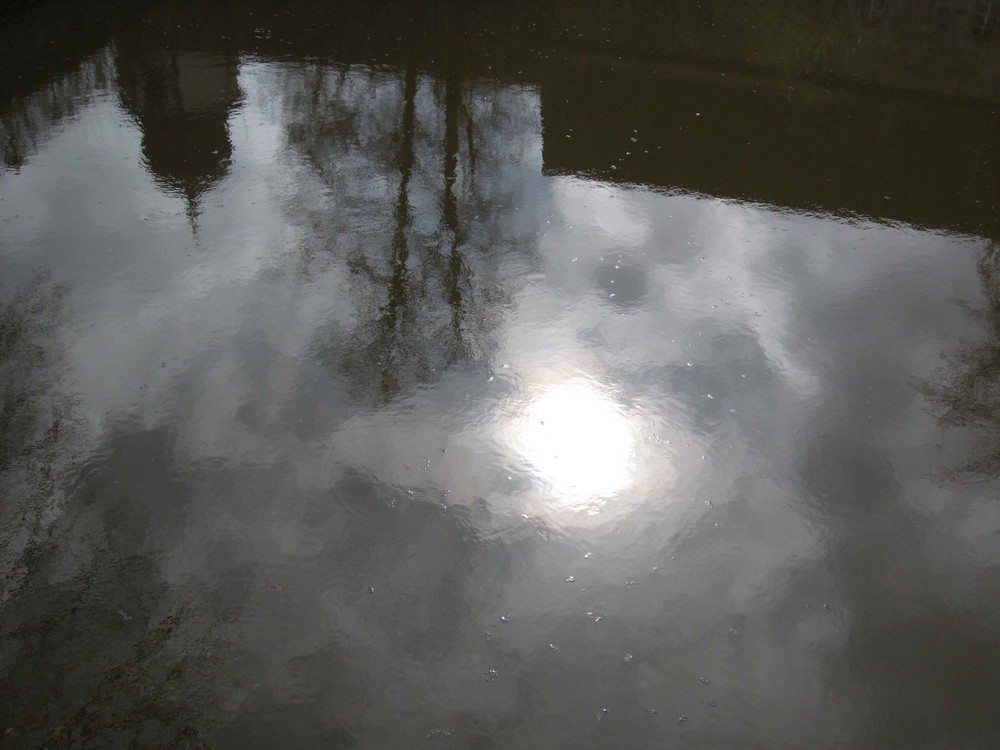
[2,1,1000,747]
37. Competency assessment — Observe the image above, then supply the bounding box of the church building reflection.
[114,4,241,221]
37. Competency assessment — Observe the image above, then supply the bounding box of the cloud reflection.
[516,378,635,511]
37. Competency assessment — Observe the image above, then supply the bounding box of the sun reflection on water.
[517,379,635,512]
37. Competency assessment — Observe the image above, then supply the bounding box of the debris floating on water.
[426,728,456,738]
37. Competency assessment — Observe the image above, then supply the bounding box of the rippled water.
[2,1,1000,748]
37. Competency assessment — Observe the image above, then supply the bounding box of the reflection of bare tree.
[376,65,418,398]
[0,49,116,170]
[442,64,471,366]
[0,430,245,747]
[0,281,241,746]
[924,240,1000,473]
[279,63,537,402]
[0,274,75,598]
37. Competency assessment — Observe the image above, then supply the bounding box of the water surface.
[2,2,1000,748]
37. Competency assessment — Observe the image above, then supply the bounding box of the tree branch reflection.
[924,239,1000,474]
[280,63,537,402]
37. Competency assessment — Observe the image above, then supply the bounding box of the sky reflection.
[2,24,1000,747]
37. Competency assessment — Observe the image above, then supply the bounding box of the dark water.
[2,1,1000,747]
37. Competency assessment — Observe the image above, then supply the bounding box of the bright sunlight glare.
[517,380,635,507]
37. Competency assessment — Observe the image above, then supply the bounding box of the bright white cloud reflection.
[517,380,634,509]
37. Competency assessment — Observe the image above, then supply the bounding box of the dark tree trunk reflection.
[443,62,468,366]
[377,65,418,399]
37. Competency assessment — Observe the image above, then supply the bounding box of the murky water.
[2,1,1000,748]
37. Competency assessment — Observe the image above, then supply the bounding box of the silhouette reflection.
[3,0,999,236]
[114,2,241,218]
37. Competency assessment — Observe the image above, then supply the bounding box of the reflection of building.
[540,62,1000,238]
[114,8,241,215]
[12,0,998,236]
